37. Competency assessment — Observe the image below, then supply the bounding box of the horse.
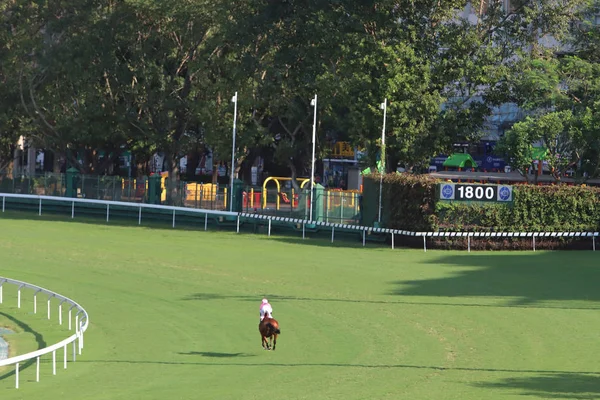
[258,311,281,350]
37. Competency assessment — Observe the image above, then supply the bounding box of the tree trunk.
[53,150,63,174]
[288,160,301,193]
[166,153,181,206]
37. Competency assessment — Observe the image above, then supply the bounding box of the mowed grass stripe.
[0,214,599,399]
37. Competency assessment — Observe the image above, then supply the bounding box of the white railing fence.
[0,277,89,389]
[0,193,598,252]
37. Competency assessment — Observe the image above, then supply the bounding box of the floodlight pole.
[378,98,387,223]
[230,92,238,212]
[309,94,317,222]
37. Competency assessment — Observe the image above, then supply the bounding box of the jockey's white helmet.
[262,298,269,304]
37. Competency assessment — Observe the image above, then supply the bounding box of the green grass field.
[1,214,600,399]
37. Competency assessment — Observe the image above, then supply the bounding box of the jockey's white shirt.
[259,303,273,320]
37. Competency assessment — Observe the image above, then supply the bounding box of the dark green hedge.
[363,174,600,232]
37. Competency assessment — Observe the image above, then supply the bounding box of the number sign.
[438,183,512,202]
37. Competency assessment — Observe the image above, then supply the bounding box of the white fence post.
[236,215,240,233]
[468,235,471,253]
[34,290,39,313]
[204,213,208,231]
[72,201,75,218]
[39,198,42,216]
[36,356,40,382]
[106,204,110,222]
[138,206,142,225]
[15,362,19,389]
[533,236,536,252]
[172,209,176,228]
[423,236,427,252]
[52,350,56,375]
[268,219,271,237]
[331,227,335,243]
[392,233,395,250]
[47,294,53,320]
[594,236,596,252]
[64,344,67,369]
[18,285,22,308]
[362,229,366,247]
[2,195,5,212]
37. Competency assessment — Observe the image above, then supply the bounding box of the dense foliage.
[1,0,599,201]
[364,174,600,233]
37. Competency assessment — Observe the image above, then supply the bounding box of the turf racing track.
[1,215,600,399]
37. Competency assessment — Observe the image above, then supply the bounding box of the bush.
[363,174,600,233]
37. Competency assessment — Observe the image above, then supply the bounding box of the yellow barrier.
[262,177,310,210]
[185,183,218,202]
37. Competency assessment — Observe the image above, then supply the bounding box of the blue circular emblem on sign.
[441,184,454,199]
[499,186,511,201]
[486,156,493,163]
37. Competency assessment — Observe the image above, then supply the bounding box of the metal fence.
[0,172,361,225]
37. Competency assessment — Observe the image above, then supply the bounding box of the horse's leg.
[261,335,267,350]
[272,334,277,350]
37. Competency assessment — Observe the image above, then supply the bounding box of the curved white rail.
[0,277,89,389]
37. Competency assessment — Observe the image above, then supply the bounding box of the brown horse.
[259,311,281,350]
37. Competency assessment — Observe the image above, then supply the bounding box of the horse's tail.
[267,322,281,335]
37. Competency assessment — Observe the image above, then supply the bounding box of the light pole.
[309,94,317,222]
[230,91,238,212]
[378,98,387,224]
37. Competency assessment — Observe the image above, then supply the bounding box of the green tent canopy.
[443,153,478,169]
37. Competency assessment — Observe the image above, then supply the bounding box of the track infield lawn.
[1,214,600,399]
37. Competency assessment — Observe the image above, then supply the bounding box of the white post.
[64,344,67,369]
[302,223,306,240]
[18,287,21,308]
[34,293,37,314]
[309,94,317,221]
[75,315,79,334]
[378,98,387,224]
[0,284,2,303]
[230,92,238,212]
[47,296,51,320]
[205,213,208,231]
[594,236,596,252]
[468,235,471,253]
[533,236,536,252]
[52,350,56,375]
[36,356,40,381]
[392,233,395,249]
[59,302,62,325]
[72,340,76,362]
[172,209,176,228]
[39,197,42,215]
[268,219,271,237]
[138,206,142,225]
[2,195,4,212]
[363,229,366,247]
[106,204,110,222]
[71,201,75,218]
[423,236,427,252]
[331,227,335,243]
[15,362,19,389]
[236,215,240,233]
[79,321,83,354]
